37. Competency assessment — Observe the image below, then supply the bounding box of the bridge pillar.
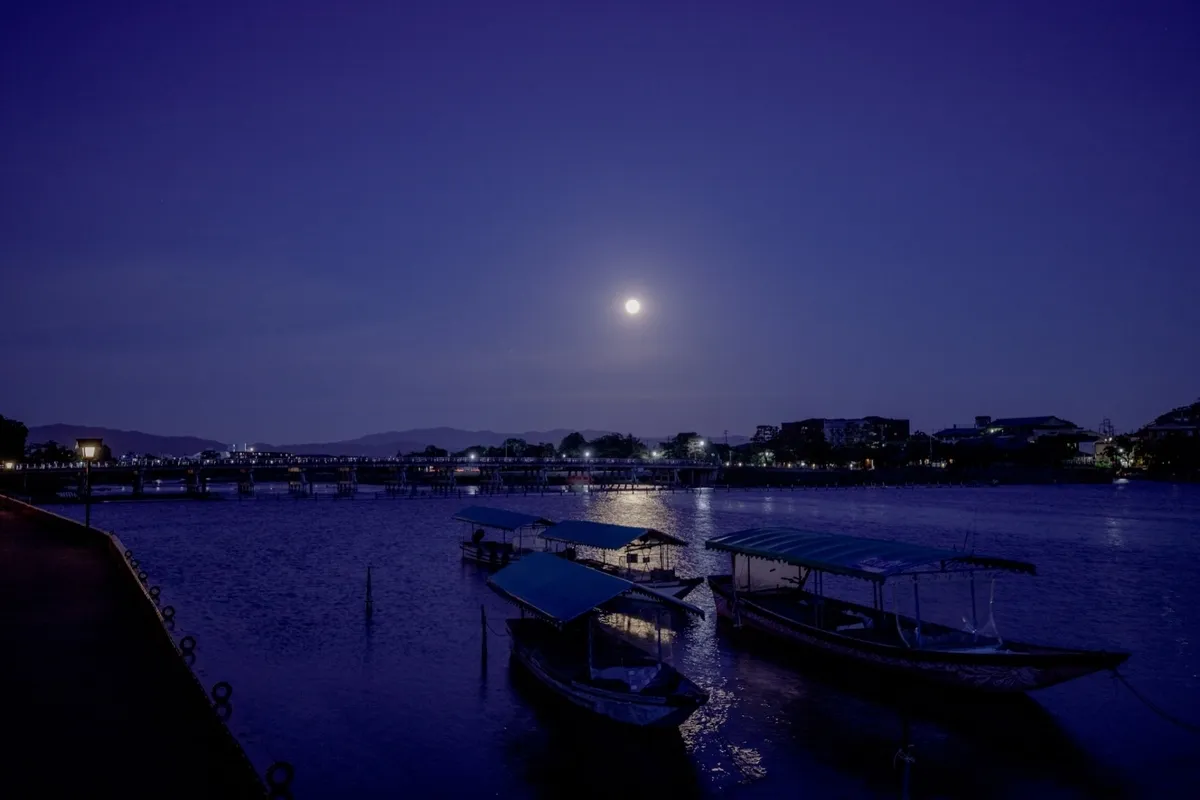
[484,467,503,493]
[132,468,145,496]
[436,465,457,492]
[385,466,407,496]
[238,468,255,496]
[288,467,308,496]
[337,466,357,497]
[185,468,208,497]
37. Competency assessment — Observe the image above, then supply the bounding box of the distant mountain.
[271,428,623,457]
[26,424,226,457]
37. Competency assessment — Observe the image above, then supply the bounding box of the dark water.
[63,483,1200,798]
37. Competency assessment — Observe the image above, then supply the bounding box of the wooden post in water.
[365,566,374,619]
[480,604,488,662]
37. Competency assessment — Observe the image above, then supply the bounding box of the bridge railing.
[5,455,718,471]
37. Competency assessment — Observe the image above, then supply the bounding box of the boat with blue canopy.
[540,520,704,599]
[452,506,552,568]
[488,552,708,727]
[705,527,1129,692]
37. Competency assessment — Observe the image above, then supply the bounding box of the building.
[934,425,982,443]
[780,417,910,448]
[1143,423,1200,440]
[1141,401,1200,440]
[860,416,910,446]
[983,416,1092,442]
[936,415,1092,442]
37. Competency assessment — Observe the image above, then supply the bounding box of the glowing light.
[624,298,641,315]
[468,452,477,460]
[2,461,13,470]
[583,450,592,458]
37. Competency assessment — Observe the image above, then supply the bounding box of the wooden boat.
[452,506,551,568]
[488,553,708,727]
[705,527,1129,692]
[540,520,704,600]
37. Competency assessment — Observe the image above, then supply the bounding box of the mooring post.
[480,604,488,661]
[365,566,374,619]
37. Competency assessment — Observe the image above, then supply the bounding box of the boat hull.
[708,577,1128,693]
[506,622,704,727]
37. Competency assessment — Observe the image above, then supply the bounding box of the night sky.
[3,1,1198,443]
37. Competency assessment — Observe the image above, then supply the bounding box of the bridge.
[2,455,723,499]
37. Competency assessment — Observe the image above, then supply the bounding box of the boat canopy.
[488,552,703,626]
[705,527,1036,581]
[541,520,687,550]
[452,506,552,531]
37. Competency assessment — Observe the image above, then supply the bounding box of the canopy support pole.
[913,578,923,647]
[893,582,911,648]
[587,615,594,675]
[656,609,663,664]
[731,555,742,628]
[970,575,979,641]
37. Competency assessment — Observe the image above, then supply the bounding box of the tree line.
[403,431,712,460]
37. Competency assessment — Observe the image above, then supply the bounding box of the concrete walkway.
[0,500,265,797]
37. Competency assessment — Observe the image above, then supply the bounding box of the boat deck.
[0,498,265,797]
[714,577,988,650]
[507,618,684,696]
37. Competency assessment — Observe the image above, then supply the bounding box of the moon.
[624,298,641,315]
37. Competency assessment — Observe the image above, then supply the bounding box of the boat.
[452,506,551,568]
[540,520,704,600]
[705,527,1129,692]
[488,552,708,727]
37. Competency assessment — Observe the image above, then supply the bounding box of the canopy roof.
[488,552,703,625]
[706,527,1035,581]
[541,520,687,550]
[452,506,552,531]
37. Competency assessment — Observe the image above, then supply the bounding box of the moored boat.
[705,527,1129,692]
[488,552,708,727]
[540,520,704,600]
[452,506,551,568]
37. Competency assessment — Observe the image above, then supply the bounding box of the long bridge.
[2,455,723,498]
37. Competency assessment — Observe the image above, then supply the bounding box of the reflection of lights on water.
[599,611,679,644]
[1105,516,1125,548]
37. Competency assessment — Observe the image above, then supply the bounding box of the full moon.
[624,298,641,315]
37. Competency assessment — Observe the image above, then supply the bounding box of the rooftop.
[452,506,552,531]
[705,526,1036,582]
[487,552,703,625]
[541,519,687,550]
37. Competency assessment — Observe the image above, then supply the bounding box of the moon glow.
[625,298,641,315]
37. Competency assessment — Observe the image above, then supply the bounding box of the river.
[60,483,1200,798]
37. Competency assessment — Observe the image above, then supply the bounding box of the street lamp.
[583,450,592,459]
[76,438,103,529]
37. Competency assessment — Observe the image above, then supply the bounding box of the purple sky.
[3,1,1198,443]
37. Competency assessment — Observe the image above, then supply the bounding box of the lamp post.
[76,438,103,529]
